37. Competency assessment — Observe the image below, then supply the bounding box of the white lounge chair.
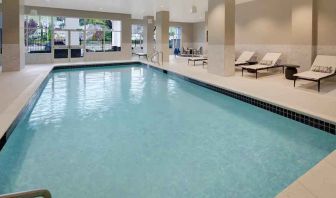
[188,56,208,66]
[241,53,283,79]
[236,51,256,66]
[294,55,336,92]
[135,52,147,59]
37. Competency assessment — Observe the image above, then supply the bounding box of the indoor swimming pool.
[0,63,335,198]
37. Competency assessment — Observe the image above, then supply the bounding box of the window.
[132,24,144,52]
[23,15,122,55]
[25,15,52,53]
[54,16,65,30]
[85,19,121,52]
[169,27,182,50]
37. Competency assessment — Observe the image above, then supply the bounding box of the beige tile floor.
[277,151,336,198]
[0,56,335,197]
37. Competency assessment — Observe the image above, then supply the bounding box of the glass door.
[69,30,84,62]
[54,30,69,62]
[169,27,182,55]
[54,30,84,62]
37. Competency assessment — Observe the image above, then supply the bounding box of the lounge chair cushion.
[189,57,208,61]
[260,60,273,66]
[311,66,334,73]
[261,53,282,66]
[235,60,247,65]
[236,51,255,65]
[294,71,334,80]
[241,52,282,70]
[242,64,274,70]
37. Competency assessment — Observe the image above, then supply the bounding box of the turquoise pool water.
[0,64,335,198]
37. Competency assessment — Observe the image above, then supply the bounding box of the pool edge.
[1,60,335,151]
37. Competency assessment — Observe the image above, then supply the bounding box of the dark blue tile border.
[148,64,336,135]
[1,61,334,151]
[52,61,140,70]
[0,72,52,151]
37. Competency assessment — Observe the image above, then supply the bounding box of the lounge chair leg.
[242,69,244,77]
[318,80,321,92]
[294,79,296,87]
[256,71,258,79]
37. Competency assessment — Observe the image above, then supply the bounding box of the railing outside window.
[25,28,52,53]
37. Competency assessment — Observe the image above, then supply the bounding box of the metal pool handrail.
[149,50,164,65]
[0,189,52,198]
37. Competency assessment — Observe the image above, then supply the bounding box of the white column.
[143,16,155,55]
[208,0,235,76]
[2,0,25,72]
[155,11,170,63]
[290,0,316,71]
[122,15,132,59]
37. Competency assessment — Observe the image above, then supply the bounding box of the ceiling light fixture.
[191,0,197,14]
[191,5,197,14]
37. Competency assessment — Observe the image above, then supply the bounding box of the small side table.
[247,61,258,65]
[284,64,300,80]
[246,61,258,73]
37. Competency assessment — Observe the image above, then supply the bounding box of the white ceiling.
[22,0,254,23]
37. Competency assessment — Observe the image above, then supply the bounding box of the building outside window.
[54,16,66,30]
[85,19,121,52]
[25,15,52,53]
[131,24,144,53]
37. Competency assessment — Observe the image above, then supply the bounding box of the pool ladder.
[0,189,52,198]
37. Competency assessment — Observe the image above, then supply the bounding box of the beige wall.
[190,0,294,59]
[316,0,336,56]
[170,22,194,50]
[191,0,336,70]
[290,0,315,70]
[192,22,206,51]
[236,0,292,45]
[235,0,336,69]
[235,0,292,64]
